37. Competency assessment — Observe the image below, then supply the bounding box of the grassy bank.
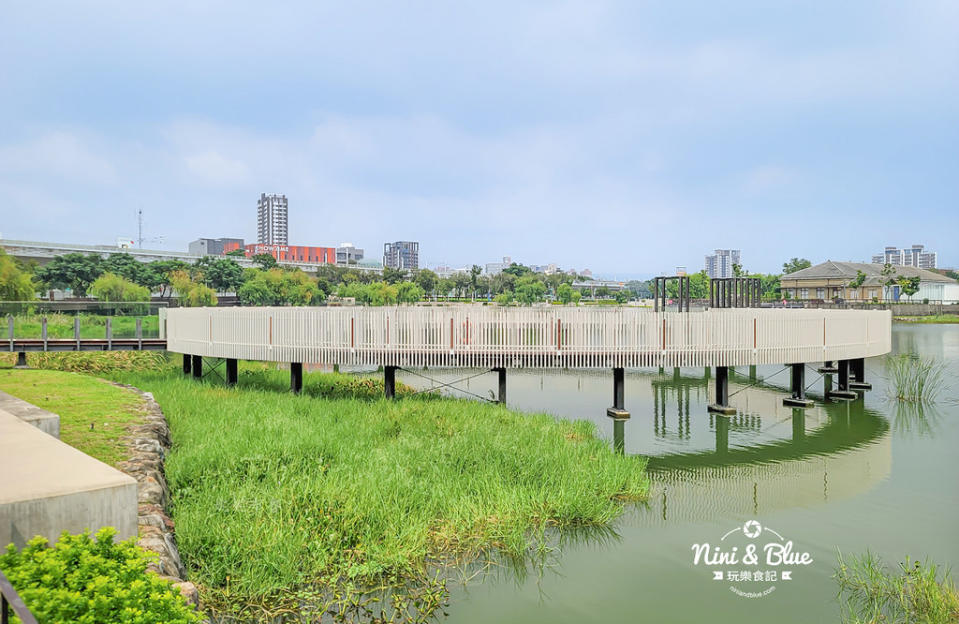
[894,314,959,324]
[0,366,146,466]
[98,362,648,618]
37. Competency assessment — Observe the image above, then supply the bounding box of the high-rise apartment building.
[871,244,937,269]
[704,249,741,279]
[383,241,419,270]
[257,193,288,245]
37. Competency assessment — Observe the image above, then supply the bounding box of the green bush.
[0,527,202,623]
[88,272,151,303]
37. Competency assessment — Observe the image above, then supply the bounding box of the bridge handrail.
[165,306,891,368]
[0,568,38,624]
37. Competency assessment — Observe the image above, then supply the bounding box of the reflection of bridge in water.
[612,373,891,523]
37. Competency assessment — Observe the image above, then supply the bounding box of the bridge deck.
[164,306,891,369]
[2,339,167,352]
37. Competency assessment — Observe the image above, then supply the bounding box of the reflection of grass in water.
[835,551,959,624]
[891,402,940,438]
[884,354,946,403]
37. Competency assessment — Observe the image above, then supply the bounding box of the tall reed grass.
[836,551,959,623]
[884,354,946,403]
[106,365,648,619]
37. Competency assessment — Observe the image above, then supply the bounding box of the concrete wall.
[0,408,137,549]
[0,390,60,438]
[802,302,959,315]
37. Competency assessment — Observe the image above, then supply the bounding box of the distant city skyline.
[1,3,956,274]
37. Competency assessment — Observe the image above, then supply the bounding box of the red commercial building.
[222,242,336,264]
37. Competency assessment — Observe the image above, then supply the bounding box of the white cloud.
[0,132,118,185]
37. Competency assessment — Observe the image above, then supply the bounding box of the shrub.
[0,527,202,623]
[0,249,37,301]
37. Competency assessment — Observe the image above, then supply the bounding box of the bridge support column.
[827,359,857,400]
[182,354,191,375]
[708,366,736,415]
[14,352,27,369]
[848,357,871,390]
[749,365,757,381]
[290,362,303,394]
[606,367,630,420]
[612,418,625,455]
[384,365,398,399]
[818,360,838,374]
[493,367,506,404]
[783,363,813,407]
[226,358,238,387]
[191,355,203,379]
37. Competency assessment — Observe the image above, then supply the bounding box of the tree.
[193,257,245,292]
[451,272,471,298]
[396,281,424,304]
[614,290,629,304]
[252,253,278,270]
[226,248,247,258]
[557,283,575,304]
[103,253,145,284]
[897,276,921,298]
[502,263,531,277]
[491,272,515,295]
[782,258,812,275]
[382,267,407,285]
[414,269,437,296]
[35,253,104,297]
[469,265,482,299]
[849,270,867,290]
[237,268,322,306]
[88,272,150,302]
[494,292,514,306]
[170,271,218,307]
[515,276,547,305]
[436,277,454,298]
[143,260,188,297]
[732,263,745,278]
[0,249,37,301]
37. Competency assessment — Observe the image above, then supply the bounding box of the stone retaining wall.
[113,382,199,608]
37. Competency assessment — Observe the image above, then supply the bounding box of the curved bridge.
[164,306,891,412]
[165,306,890,369]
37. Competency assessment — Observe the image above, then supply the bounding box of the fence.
[165,306,891,369]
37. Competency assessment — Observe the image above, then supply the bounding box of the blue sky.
[1,1,956,277]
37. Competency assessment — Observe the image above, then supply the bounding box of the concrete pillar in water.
[827,359,857,400]
[191,355,203,379]
[849,357,871,390]
[607,367,630,420]
[182,353,191,375]
[290,362,303,394]
[15,352,28,368]
[226,358,238,387]
[384,365,398,399]
[708,366,736,415]
[493,367,507,404]
[783,363,813,407]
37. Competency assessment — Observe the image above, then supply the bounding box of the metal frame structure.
[709,277,762,308]
[653,276,691,312]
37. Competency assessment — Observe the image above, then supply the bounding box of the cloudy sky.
[1,1,956,277]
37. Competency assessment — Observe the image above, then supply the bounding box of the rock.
[173,581,200,607]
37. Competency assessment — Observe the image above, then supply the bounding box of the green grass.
[97,362,649,618]
[884,354,946,403]
[893,314,959,324]
[6,313,160,339]
[0,367,145,466]
[835,552,959,623]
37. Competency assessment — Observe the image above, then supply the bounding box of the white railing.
[165,306,892,369]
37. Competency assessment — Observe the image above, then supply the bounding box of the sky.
[1,1,957,278]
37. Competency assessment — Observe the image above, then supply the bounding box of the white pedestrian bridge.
[164,306,891,369]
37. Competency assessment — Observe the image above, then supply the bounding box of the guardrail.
[165,306,892,369]
[0,568,38,624]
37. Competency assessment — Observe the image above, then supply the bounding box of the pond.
[395,324,959,623]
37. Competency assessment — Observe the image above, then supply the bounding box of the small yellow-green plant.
[0,527,202,623]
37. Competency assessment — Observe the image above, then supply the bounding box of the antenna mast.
[138,208,144,248]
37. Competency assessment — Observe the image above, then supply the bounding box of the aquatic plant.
[100,365,649,620]
[884,354,946,403]
[835,551,959,624]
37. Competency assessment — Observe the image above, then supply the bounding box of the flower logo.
[743,520,762,538]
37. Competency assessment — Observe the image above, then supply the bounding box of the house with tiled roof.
[780,261,959,303]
